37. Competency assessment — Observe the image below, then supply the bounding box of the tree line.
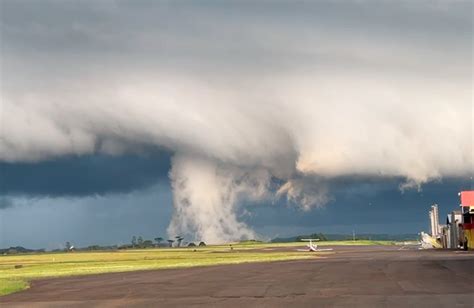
[59,236,207,252]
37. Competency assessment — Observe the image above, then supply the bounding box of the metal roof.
[460,191,474,207]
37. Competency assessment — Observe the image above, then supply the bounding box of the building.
[429,204,440,238]
[460,191,474,250]
[423,191,474,250]
[426,204,447,248]
[445,210,462,249]
[447,210,462,248]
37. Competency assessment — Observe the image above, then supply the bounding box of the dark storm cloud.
[0,197,14,209]
[0,151,171,197]
[0,184,174,249]
[247,177,473,230]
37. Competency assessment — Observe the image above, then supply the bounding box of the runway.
[2,245,474,307]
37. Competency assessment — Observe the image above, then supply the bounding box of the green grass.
[0,279,29,296]
[226,240,395,249]
[0,245,310,296]
[0,240,394,296]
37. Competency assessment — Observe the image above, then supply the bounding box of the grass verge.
[0,245,313,296]
[0,240,395,296]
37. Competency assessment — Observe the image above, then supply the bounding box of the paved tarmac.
[1,245,474,307]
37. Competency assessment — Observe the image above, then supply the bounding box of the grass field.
[0,240,394,296]
[238,240,396,247]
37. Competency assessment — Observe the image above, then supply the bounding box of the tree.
[317,233,328,241]
[137,236,144,247]
[167,239,175,247]
[154,237,164,247]
[65,242,71,251]
[198,241,206,247]
[143,240,154,248]
[188,242,196,247]
[131,236,137,248]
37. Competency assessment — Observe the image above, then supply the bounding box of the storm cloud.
[0,152,171,196]
[1,1,472,242]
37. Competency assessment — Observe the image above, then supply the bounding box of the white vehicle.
[298,239,333,252]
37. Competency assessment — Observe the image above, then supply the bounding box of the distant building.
[429,204,440,238]
[445,210,462,249]
[426,191,474,250]
[424,204,446,248]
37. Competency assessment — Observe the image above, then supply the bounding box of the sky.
[0,0,472,248]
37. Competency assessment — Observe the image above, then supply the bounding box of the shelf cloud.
[1,0,472,242]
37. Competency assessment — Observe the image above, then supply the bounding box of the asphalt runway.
[2,245,474,307]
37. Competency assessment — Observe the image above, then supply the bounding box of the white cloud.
[1,1,471,242]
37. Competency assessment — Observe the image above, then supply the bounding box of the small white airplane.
[298,239,333,252]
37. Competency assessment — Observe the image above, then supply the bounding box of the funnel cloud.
[1,1,472,243]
